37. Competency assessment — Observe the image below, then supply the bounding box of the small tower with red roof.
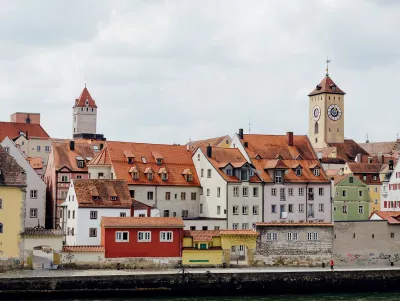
[308,60,346,149]
[73,86,98,137]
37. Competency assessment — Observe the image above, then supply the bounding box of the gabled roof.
[369,211,400,224]
[93,141,200,186]
[328,140,369,162]
[73,179,132,208]
[88,147,111,165]
[62,246,105,253]
[183,230,220,242]
[27,157,43,170]
[0,145,26,186]
[74,87,97,108]
[346,163,382,174]
[359,140,399,156]
[308,76,345,96]
[101,217,184,228]
[187,135,232,153]
[333,173,349,185]
[0,122,50,142]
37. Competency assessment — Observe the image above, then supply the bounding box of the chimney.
[147,206,151,217]
[286,132,294,146]
[206,145,212,158]
[69,140,75,151]
[244,141,248,148]
[239,128,244,139]
[380,154,384,164]
[389,160,394,170]
[130,204,135,217]
[355,153,362,163]
[186,144,190,152]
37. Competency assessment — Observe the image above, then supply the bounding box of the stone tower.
[72,86,97,136]
[308,68,345,149]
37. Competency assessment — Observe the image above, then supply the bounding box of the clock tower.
[308,64,345,149]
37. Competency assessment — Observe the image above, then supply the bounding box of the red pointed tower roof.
[308,75,346,97]
[74,86,97,108]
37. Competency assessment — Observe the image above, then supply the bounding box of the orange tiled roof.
[369,211,400,224]
[219,230,259,236]
[308,76,345,96]
[188,135,231,152]
[200,147,261,183]
[359,141,399,156]
[256,222,334,227]
[0,122,50,141]
[333,173,349,185]
[73,87,97,108]
[97,141,200,186]
[347,163,382,174]
[184,230,220,242]
[0,145,26,186]
[101,217,184,228]
[73,179,132,208]
[27,157,43,169]
[62,245,105,252]
[88,147,111,165]
[327,140,369,162]
[52,140,101,171]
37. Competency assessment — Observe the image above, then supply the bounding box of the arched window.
[0,223,3,233]
[314,122,319,134]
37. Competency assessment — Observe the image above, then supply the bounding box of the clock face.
[327,104,342,121]
[312,106,321,121]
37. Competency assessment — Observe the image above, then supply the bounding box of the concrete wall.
[333,221,400,266]
[254,225,333,267]
[73,107,97,135]
[14,135,51,166]
[183,219,226,230]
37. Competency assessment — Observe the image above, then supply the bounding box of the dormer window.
[76,156,84,168]
[295,168,302,177]
[85,99,89,106]
[133,172,139,180]
[226,169,232,176]
[148,173,153,181]
[156,158,162,165]
[241,169,249,181]
[276,155,283,160]
[313,168,320,176]
[110,196,118,201]
[161,173,168,181]
[128,157,134,164]
[373,175,377,181]
[182,169,193,182]
[141,157,147,164]
[296,155,303,160]
[123,150,135,164]
[186,174,193,182]
[92,196,100,201]
[255,155,262,160]
[152,152,163,165]
[275,170,283,183]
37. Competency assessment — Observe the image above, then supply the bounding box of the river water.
[36,293,400,301]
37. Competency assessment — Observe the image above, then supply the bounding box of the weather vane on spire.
[326,57,331,76]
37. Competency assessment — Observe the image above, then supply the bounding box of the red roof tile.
[369,211,400,224]
[27,157,43,169]
[0,122,50,141]
[62,245,105,252]
[347,163,382,174]
[0,145,26,186]
[308,76,345,96]
[102,217,184,228]
[88,147,111,165]
[74,87,97,108]
[188,135,232,153]
[219,230,259,236]
[328,140,369,162]
[256,222,334,227]
[73,179,132,208]
[184,230,220,242]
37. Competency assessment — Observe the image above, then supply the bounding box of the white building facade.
[381,161,400,211]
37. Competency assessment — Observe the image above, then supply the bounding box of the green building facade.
[333,173,371,221]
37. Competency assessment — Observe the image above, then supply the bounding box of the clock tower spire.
[308,62,346,149]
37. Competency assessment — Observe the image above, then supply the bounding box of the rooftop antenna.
[326,57,331,76]
[366,133,369,143]
[84,76,87,88]
[248,120,252,134]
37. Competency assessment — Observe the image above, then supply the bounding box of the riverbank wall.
[1,269,400,299]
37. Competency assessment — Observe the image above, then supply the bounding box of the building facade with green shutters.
[333,173,371,221]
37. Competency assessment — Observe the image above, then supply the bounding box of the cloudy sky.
[0,0,398,144]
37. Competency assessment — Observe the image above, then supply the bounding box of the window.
[233,187,239,197]
[374,187,378,193]
[182,210,189,218]
[242,223,249,230]
[358,190,363,197]
[72,210,75,219]
[217,206,221,215]
[191,192,196,200]
[214,226,220,230]
[147,172,153,181]
[280,188,285,201]
[313,168,320,176]
[60,190,67,199]
[61,175,69,182]
[164,210,170,217]
[349,177,354,183]
[319,188,324,196]
[0,223,3,233]
[232,223,239,230]
[116,231,129,242]
[110,196,118,201]
[287,232,298,240]
[90,211,98,219]
[243,187,248,197]
[138,231,151,242]
[314,122,319,134]
[271,205,277,213]
[207,189,210,196]
[233,206,239,215]
[253,187,259,197]
[165,192,171,200]
[68,210,71,219]
[98,172,104,179]
[391,233,395,239]
[161,173,168,181]
[242,206,248,215]
[130,190,135,198]
[288,204,293,213]
[288,188,293,196]
[0,199,2,209]
[342,190,347,197]
[30,208,38,218]
[200,204,203,214]
[76,175,82,179]
[4,147,9,153]
[318,204,324,212]
[201,169,204,177]
[299,188,304,196]
[241,169,249,181]
[132,172,139,180]
[77,160,84,168]
[298,204,304,213]
[358,205,364,214]
[207,169,211,178]
[363,175,367,181]
[36,145,41,152]
[267,232,278,240]
[181,192,186,200]
[374,199,378,205]
[197,154,200,161]
[373,175,377,181]
[275,170,283,183]
[147,191,154,200]
[271,188,277,196]
[253,206,259,215]
[120,212,126,217]
[295,168,302,177]
[217,187,221,197]
[343,205,348,214]
[190,226,196,230]
[30,190,37,199]
[226,169,232,176]
[160,231,173,242]
[307,232,318,241]
[89,228,97,237]
[45,145,50,152]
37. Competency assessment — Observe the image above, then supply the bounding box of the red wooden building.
[101,217,184,258]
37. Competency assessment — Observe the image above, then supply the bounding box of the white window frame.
[89,228,97,237]
[319,188,324,196]
[298,204,304,213]
[207,169,212,178]
[30,208,38,218]
[233,187,239,197]
[138,231,151,242]
[30,190,37,199]
[232,223,239,230]
[267,232,278,241]
[160,231,173,242]
[275,170,282,183]
[318,203,324,212]
[242,205,248,215]
[253,187,259,197]
[313,168,320,176]
[243,187,248,197]
[90,211,98,219]
[116,231,129,242]
[217,187,221,197]
[358,205,364,214]
[271,188,277,196]
[253,205,259,215]
[299,188,304,196]
[288,188,293,196]
[233,206,239,215]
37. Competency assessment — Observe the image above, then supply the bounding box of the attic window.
[4,147,9,153]
[141,157,147,164]
[148,172,153,181]
[241,169,249,181]
[128,157,134,164]
[19,131,24,136]
[313,168,320,176]
[296,155,303,160]
[110,196,118,201]
[226,169,232,176]
[276,155,283,160]
[186,174,193,182]
[161,173,168,181]
[316,85,321,90]
[156,158,162,165]
[92,196,100,201]
[255,155,262,160]
[182,169,193,182]
[295,168,302,177]
[331,85,336,92]
[133,172,139,180]
[76,157,84,168]
[85,99,89,105]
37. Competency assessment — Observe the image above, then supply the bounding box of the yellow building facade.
[369,184,381,213]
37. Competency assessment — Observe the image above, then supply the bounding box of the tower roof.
[74,87,97,108]
[308,76,345,96]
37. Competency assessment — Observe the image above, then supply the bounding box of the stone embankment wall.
[1,270,400,299]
